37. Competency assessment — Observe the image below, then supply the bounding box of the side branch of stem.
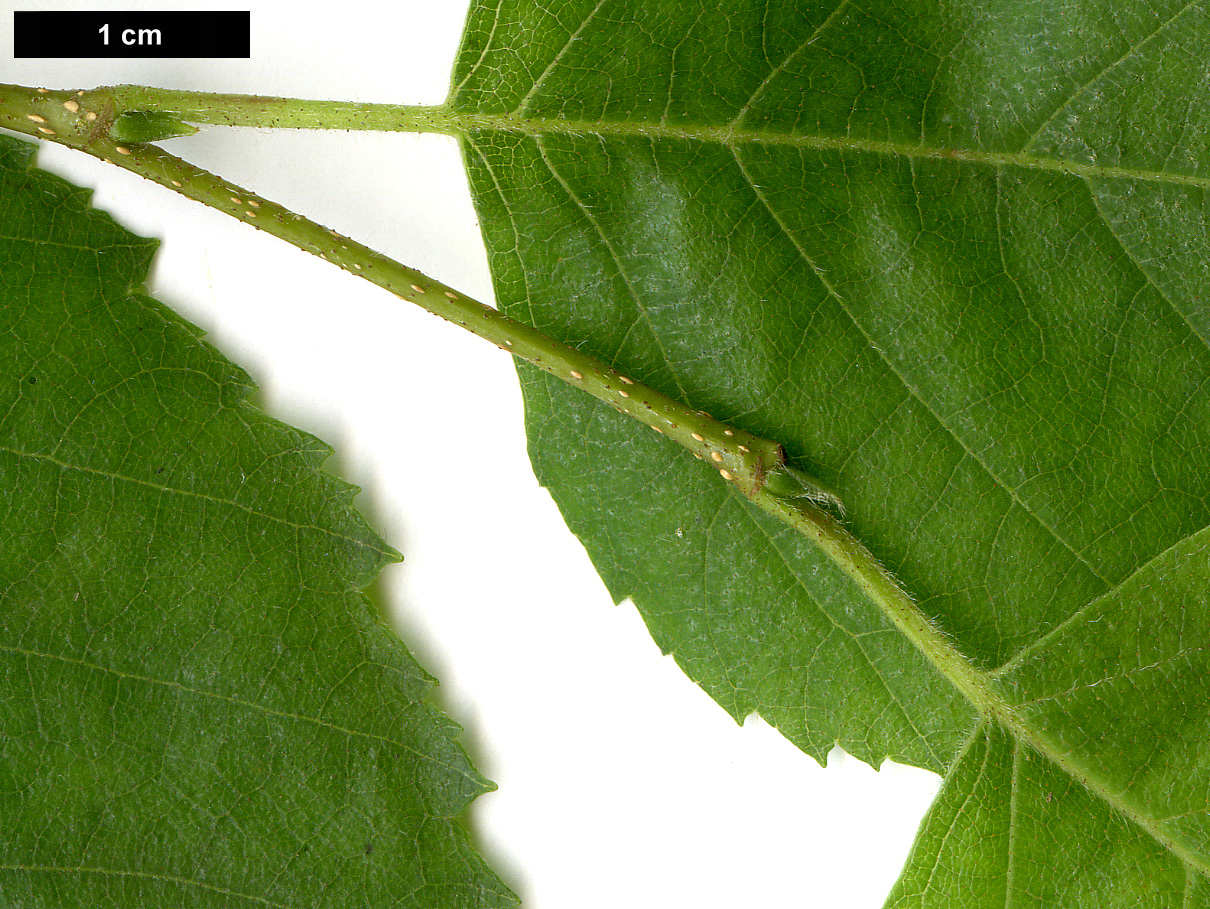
[0,77,1008,735]
[0,82,791,500]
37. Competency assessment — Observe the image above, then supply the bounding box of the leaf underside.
[0,136,514,908]
[450,1,1210,904]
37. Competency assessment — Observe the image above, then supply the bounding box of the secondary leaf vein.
[731,147,1111,591]
[0,445,393,559]
[0,642,469,776]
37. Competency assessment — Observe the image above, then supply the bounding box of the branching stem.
[0,81,1002,722]
[0,81,822,502]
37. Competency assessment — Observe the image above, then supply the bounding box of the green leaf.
[0,135,514,908]
[449,0,1210,902]
[891,525,1210,906]
[885,722,1195,908]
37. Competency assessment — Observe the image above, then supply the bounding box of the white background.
[6,3,941,906]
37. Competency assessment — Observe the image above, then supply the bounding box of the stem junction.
[0,82,1003,727]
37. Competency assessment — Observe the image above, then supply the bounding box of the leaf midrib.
[737,491,954,771]
[438,109,1210,189]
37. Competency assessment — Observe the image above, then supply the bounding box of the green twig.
[0,82,1009,723]
[0,81,836,506]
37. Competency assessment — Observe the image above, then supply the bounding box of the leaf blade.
[449,0,1210,899]
[460,127,978,772]
[885,723,1194,909]
[994,524,1210,870]
[0,135,514,908]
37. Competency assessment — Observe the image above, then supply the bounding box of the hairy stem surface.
[0,79,1007,728]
